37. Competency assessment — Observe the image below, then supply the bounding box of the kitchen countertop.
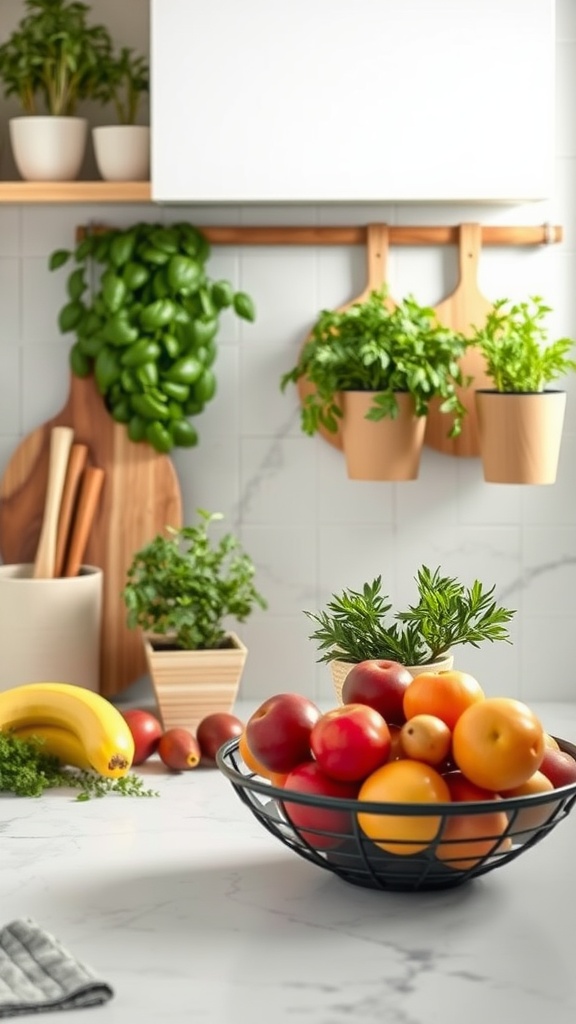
[2,696,576,1024]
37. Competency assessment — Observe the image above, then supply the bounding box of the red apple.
[245,692,322,774]
[121,708,163,765]
[341,659,413,725]
[281,761,360,849]
[310,703,391,782]
[538,746,576,789]
[196,712,244,764]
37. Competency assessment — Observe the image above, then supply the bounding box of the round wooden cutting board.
[424,222,494,457]
[0,373,183,697]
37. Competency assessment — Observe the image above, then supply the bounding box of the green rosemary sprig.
[305,566,515,665]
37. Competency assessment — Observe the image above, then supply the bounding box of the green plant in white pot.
[122,509,267,733]
[470,296,576,484]
[280,287,470,480]
[0,0,113,180]
[305,566,515,702]
[92,44,151,182]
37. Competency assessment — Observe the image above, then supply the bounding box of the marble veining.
[1,700,576,1024]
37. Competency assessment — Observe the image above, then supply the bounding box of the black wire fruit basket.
[216,736,576,892]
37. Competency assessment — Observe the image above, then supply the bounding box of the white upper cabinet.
[151,0,555,203]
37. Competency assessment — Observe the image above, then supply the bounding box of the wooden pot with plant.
[470,296,576,485]
[92,44,150,181]
[0,0,113,181]
[122,509,267,733]
[304,566,515,702]
[51,219,255,454]
[280,287,470,481]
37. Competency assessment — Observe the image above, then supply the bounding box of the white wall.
[1,1,575,705]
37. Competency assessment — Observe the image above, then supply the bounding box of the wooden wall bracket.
[77,223,563,246]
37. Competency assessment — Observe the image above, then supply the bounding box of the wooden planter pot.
[475,390,567,485]
[144,631,248,733]
[341,391,426,481]
[330,653,454,705]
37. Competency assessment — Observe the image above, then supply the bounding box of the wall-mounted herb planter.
[475,390,567,485]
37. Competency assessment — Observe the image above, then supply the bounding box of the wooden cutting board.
[297,222,393,450]
[0,373,183,697]
[425,223,494,457]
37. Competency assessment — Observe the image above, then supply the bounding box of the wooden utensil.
[0,373,183,696]
[296,222,392,449]
[63,466,105,578]
[33,426,74,579]
[53,442,88,578]
[424,223,493,457]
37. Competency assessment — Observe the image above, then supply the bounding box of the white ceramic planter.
[0,564,103,691]
[9,116,88,181]
[92,125,151,181]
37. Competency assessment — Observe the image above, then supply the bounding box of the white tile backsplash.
[0,258,20,344]
[0,0,575,704]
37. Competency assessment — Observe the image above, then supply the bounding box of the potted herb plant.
[304,566,515,703]
[50,220,256,453]
[280,287,470,481]
[470,296,576,484]
[0,0,113,180]
[122,509,267,732]
[92,44,151,182]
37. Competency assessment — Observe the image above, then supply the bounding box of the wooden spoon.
[53,442,89,578]
[296,223,392,450]
[424,223,493,457]
[33,426,74,579]
[63,466,105,578]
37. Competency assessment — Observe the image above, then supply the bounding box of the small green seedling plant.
[471,296,576,392]
[123,509,267,651]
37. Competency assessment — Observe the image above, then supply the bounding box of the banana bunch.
[0,682,135,778]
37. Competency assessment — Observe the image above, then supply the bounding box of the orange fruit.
[402,670,485,730]
[435,772,511,870]
[452,697,545,792]
[357,759,450,856]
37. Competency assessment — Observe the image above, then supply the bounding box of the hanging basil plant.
[50,222,256,453]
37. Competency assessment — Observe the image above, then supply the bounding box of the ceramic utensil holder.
[0,564,103,692]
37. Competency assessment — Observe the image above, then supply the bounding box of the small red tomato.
[121,708,163,765]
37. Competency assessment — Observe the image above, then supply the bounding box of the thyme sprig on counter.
[0,731,159,800]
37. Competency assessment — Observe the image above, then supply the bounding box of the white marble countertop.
[2,695,576,1024]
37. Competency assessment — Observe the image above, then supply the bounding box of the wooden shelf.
[0,181,152,204]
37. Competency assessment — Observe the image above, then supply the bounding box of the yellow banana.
[10,724,92,771]
[0,683,134,778]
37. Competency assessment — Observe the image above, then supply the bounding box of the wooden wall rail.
[78,223,563,247]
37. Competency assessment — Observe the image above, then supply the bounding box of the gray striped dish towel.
[0,919,113,1017]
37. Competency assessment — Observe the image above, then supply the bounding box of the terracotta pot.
[475,389,566,485]
[144,631,248,733]
[330,653,455,705]
[340,391,426,480]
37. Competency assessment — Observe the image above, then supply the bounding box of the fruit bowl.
[216,736,576,892]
